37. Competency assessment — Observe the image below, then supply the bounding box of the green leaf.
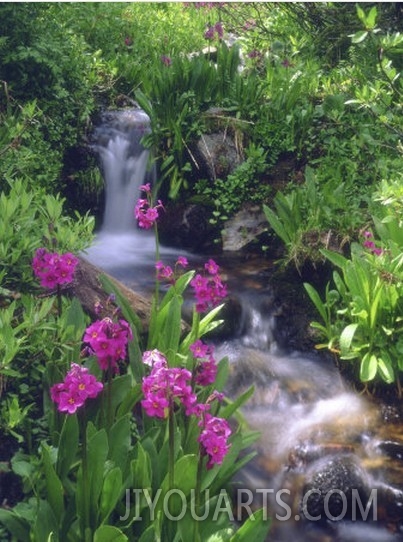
[366,6,377,29]
[360,353,377,382]
[263,204,291,245]
[94,525,128,542]
[41,444,64,524]
[132,441,152,490]
[320,249,348,270]
[56,414,79,482]
[108,414,132,469]
[230,508,271,542]
[32,500,58,542]
[378,352,394,384]
[87,427,109,520]
[339,323,359,356]
[100,467,123,523]
[303,283,327,324]
[221,386,255,419]
[160,454,198,497]
[0,509,30,542]
[351,30,369,44]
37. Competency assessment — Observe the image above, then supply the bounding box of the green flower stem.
[80,410,90,539]
[107,364,113,430]
[168,406,175,490]
[56,284,62,318]
[192,453,203,542]
[153,211,161,309]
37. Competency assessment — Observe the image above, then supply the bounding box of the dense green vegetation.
[1,2,403,540]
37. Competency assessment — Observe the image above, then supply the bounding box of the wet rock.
[221,204,268,252]
[301,455,372,522]
[158,203,219,252]
[377,440,403,461]
[191,131,242,181]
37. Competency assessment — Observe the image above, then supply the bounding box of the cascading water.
[84,109,160,285]
[85,111,403,541]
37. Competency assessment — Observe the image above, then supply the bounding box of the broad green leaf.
[132,442,152,490]
[42,444,64,523]
[304,283,327,324]
[366,6,377,29]
[108,414,131,469]
[94,525,128,542]
[339,323,359,356]
[87,427,109,519]
[263,204,291,245]
[360,353,377,382]
[320,249,348,270]
[351,30,368,44]
[0,509,30,542]
[32,500,58,542]
[221,386,255,419]
[230,508,271,542]
[100,467,123,523]
[378,353,394,384]
[56,413,79,482]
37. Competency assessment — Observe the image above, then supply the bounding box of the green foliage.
[304,177,403,392]
[263,167,357,269]
[196,144,269,227]
[0,102,62,193]
[136,41,261,200]
[0,179,94,291]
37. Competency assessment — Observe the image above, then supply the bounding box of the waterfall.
[84,109,159,281]
[93,108,153,233]
[84,108,189,288]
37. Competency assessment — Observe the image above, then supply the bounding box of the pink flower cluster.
[190,339,217,386]
[362,231,384,256]
[198,413,232,469]
[32,248,79,289]
[141,350,197,418]
[155,256,189,284]
[134,183,164,229]
[204,21,224,40]
[141,348,231,468]
[83,317,133,372]
[190,259,227,313]
[50,363,103,415]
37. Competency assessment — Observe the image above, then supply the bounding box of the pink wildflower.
[155,261,174,282]
[190,259,227,313]
[134,193,164,230]
[83,317,133,373]
[190,339,210,358]
[176,256,188,268]
[141,353,197,418]
[139,183,152,193]
[50,363,103,415]
[204,258,220,275]
[142,349,168,368]
[198,413,231,469]
[361,231,384,256]
[32,248,79,290]
[155,256,189,284]
[190,340,217,386]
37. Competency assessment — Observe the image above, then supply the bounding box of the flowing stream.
[84,110,403,542]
